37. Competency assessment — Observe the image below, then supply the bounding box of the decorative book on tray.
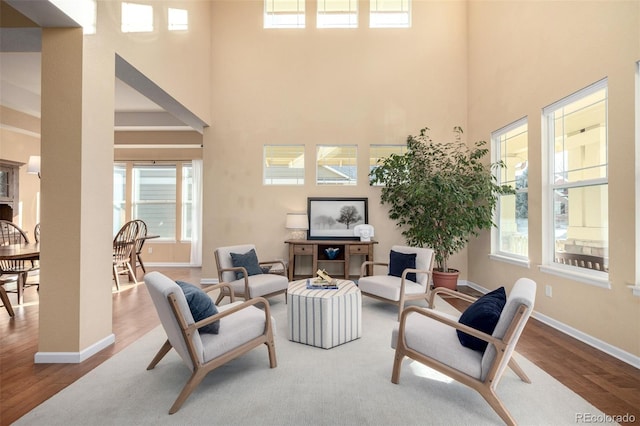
[306,269,339,289]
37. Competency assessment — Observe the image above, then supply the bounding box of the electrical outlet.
[148,247,153,254]
[545,285,552,297]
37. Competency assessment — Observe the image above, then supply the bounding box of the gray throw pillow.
[175,281,220,334]
[230,249,263,280]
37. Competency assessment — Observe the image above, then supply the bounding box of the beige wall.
[202,0,469,279]
[466,1,640,358]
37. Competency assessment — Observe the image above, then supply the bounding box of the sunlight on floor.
[408,360,454,384]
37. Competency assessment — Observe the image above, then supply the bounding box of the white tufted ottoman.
[287,279,362,349]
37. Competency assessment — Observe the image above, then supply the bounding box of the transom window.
[317,0,358,28]
[370,0,411,28]
[265,0,305,29]
[369,144,407,185]
[491,119,529,261]
[168,8,188,31]
[121,2,153,33]
[316,145,357,185]
[543,79,608,283]
[264,145,305,185]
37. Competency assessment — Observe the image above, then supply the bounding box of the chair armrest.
[398,305,505,352]
[360,261,389,278]
[202,282,236,303]
[427,286,478,308]
[259,260,287,276]
[192,296,273,330]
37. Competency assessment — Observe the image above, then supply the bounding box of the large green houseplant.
[370,126,514,289]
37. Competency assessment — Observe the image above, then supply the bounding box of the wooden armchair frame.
[146,278,277,414]
[392,283,535,426]
[358,246,434,320]
[214,245,288,303]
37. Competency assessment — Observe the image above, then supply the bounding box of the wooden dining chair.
[133,219,148,275]
[112,220,139,290]
[0,220,39,305]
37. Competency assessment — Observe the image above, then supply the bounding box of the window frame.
[369,0,411,28]
[317,0,358,29]
[316,145,358,185]
[490,118,530,267]
[540,78,610,288]
[121,2,154,33]
[263,144,305,185]
[264,0,306,29]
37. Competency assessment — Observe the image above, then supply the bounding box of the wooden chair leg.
[113,265,121,291]
[508,357,531,383]
[478,387,517,426]
[137,254,146,273]
[169,368,208,414]
[0,286,15,317]
[391,349,404,384]
[147,340,172,370]
[126,262,138,284]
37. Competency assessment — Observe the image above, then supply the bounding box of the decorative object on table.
[285,212,309,240]
[306,269,338,289]
[307,197,367,240]
[369,126,514,290]
[353,224,374,242]
[324,247,340,259]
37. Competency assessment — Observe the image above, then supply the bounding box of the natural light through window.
[542,79,609,284]
[370,0,411,28]
[181,164,193,240]
[265,0,305,29]
[50,0,97,34]
[317,145,357,185]
[491,119,529,261]
[317,0,358,28]
[132,164,176,239]
[113,164,126,236]
[121,2,153,33]
[264,145,305,185]
[369,144,407,185]
[168,8,188,31]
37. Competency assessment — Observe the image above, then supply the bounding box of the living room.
[0,0,638,422]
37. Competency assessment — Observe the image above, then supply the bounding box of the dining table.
[130,234,159,280]
[0,242,39,305]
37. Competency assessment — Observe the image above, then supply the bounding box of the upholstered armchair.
[391,277,537,426]
[144,271,277,414]
[214,244,288,303]
[358,245,434,319]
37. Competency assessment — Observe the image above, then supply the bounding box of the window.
[316,145,357,185]
[113,164,127,236]
[181,164,193,240]
[542,79,608,283]
[265,0,305,29]
[369,144,407,185]
[51,0,97,34]
[121,2,153,33]
[264,145,305,185]
[132,164,176,239]
[317,0,358,28]
[491,119,529,261]
[370,0,411,28]
[168,8,188,31]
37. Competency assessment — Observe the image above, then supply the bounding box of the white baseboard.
[34,334,115,364]
[464,280,640,370]
[145,262,199,268]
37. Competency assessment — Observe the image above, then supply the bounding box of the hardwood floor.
[1,268,638,425]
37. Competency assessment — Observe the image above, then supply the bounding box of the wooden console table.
[285,239,377,281]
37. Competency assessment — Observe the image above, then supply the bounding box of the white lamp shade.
[27,156,41,175]
[286,213,309,230]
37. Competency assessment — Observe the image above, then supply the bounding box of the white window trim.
[541,78,609,287]
[491,117,529,263]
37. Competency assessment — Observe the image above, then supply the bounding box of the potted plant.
[369,126,514,289]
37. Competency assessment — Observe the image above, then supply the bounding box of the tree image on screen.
[336,205,362,229]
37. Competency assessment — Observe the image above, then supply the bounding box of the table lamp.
[286,213,308,240]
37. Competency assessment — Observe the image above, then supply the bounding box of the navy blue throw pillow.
[388,250,417,283]
[230,249,263,280]
[457,287,507,352]
[175,281,219,334]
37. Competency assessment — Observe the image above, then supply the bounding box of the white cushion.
[228,273,288,298]
[391,310,483,379]
[358,275,426,301]
[216,244,256,283]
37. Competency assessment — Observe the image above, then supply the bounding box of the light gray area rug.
[17,296,615,426]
